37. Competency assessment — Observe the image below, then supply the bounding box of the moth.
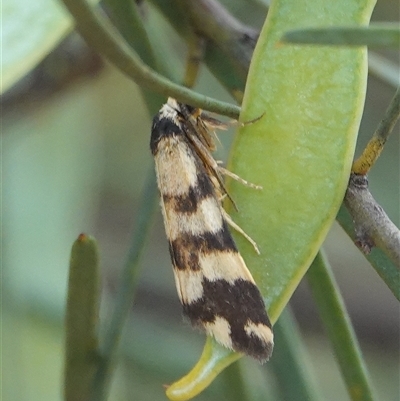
[150,98,273,361]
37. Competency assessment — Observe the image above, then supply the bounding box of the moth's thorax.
[151,104,183,155]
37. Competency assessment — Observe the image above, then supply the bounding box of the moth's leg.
[238,112,265,127]
[221,208,260,255]
[218,166,262,190]
[221,112,264,128]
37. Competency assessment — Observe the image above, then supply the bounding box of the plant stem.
[282,24,400,48]
[344,174,400,268]
[336,205,400,300]
[269,307,321,401]
[307,251,378,401]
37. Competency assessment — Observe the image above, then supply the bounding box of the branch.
[344,173,400,269]
[345,86,400,269]
[184,0,259,76]
[336,205,400,300]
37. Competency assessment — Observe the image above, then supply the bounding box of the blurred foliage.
[1,0,100,94]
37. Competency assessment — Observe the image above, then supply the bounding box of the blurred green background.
[2,0,399,400]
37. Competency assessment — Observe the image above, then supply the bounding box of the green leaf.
[231,0,375,327]
[282,24,400,48]
[166,339,241,401]
[65,234,100,401]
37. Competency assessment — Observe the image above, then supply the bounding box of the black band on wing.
[183,278,273,360]
[162,172,215,214]
[169,221,238,271]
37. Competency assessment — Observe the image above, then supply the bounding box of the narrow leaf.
[270,308,321,401]
[64,234,100,401]
[307,251,378,401]
[282,24,400,48]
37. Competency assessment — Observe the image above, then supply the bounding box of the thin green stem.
[307,251,378,401]
[60,0,240,118]
[372,85,400,143]
[269,307,321,401]
[353,85,400,174]
[89,170,159,401]
[102,0,165,114]
[282,24,400,48]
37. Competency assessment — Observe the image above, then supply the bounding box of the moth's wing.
[152,115,273,361]
[174,248,274,362]
[183,126,236,206]
[157,151,273,360]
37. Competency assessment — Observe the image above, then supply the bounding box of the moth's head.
[166,97,180,112]
[150,99,183,155]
